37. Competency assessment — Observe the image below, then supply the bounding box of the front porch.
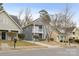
[0,30,18,40]
[32,33,46,41]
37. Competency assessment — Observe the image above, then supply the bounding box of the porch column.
[16,33,19,40]
[0,31,2,40]
[33,24,35,41]
[6,32,8,40]
[42,26,44,39]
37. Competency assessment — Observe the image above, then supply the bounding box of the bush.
[18,34,25,40]
[64,41,68,43]
[33,35,39,39]
[33,35,39,41]
[39,39,46,41]
[75,39,79,43]
[69,38,73,43]
[50,38,54,41]
[60,40,63,42]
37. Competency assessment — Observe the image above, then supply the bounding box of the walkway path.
[25,40,60,48]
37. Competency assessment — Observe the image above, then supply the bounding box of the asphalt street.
[0,48,79,56]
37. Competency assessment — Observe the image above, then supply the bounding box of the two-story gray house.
[23,18,47,41]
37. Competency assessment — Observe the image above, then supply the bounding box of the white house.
[0,10,22,40]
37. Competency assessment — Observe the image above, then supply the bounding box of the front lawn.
[8,40,36,46]
[16,41,35,46]
[0,40,36,47]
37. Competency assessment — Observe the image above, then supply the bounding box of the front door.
[2,32,6,40]
[39,33,42,39]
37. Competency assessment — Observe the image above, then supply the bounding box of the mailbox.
[14,38,17,48]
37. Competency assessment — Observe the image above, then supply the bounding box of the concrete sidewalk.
[25,40,60,48]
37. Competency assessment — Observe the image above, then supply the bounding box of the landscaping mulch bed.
[40,41,61,46]
[40,41,79,48]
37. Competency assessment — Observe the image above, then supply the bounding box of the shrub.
[33,35,39,39]
[33,35,39,41]
[50,38,54,41]
[64,41,68,43]
[18,34,25,40]
[39,39,46,41]
[60,40,63,42]
[69,38,73,43]
[75,39,79,43]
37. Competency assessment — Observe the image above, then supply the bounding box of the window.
[39,25,42,32]
[39,25,42,29]
[61,35,64,40]
[61,36,63,39]
[2,32,6,40]
[39,33,42,38]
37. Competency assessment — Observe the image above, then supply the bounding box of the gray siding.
[33,18,47,39]
[23,18,48,41]
[23,25,33,41]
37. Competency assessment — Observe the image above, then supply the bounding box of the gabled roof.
[57,27,76,34]
[73,27,79,32]
[65,27,75,33]
[10,15,21,26]
[23,18,42,29]
[0,10,22,31]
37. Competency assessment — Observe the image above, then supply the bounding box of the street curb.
[0,47,63,53]
[0,47,48,53]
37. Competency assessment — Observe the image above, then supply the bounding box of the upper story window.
[39,25,42,29]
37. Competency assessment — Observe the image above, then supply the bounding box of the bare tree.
[18,8,33,27]
[23,8,33,27]
[39,9,52,42]
[18,9,24,26]
[51,5,76,45]
[18,10,23,20]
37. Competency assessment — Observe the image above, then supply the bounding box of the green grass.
[0,40,36,46]
[16,41,35,46]
[8,40,36,46]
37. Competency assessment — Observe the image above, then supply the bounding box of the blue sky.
[3,3,79,26]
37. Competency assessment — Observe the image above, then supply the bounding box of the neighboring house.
[50,29,60,42]
[23,18,47,41]
[50,27,76,42]
[49,26,79,42]
[72,27,79,40]
[0,10,22,40]
[56,27,76,42]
